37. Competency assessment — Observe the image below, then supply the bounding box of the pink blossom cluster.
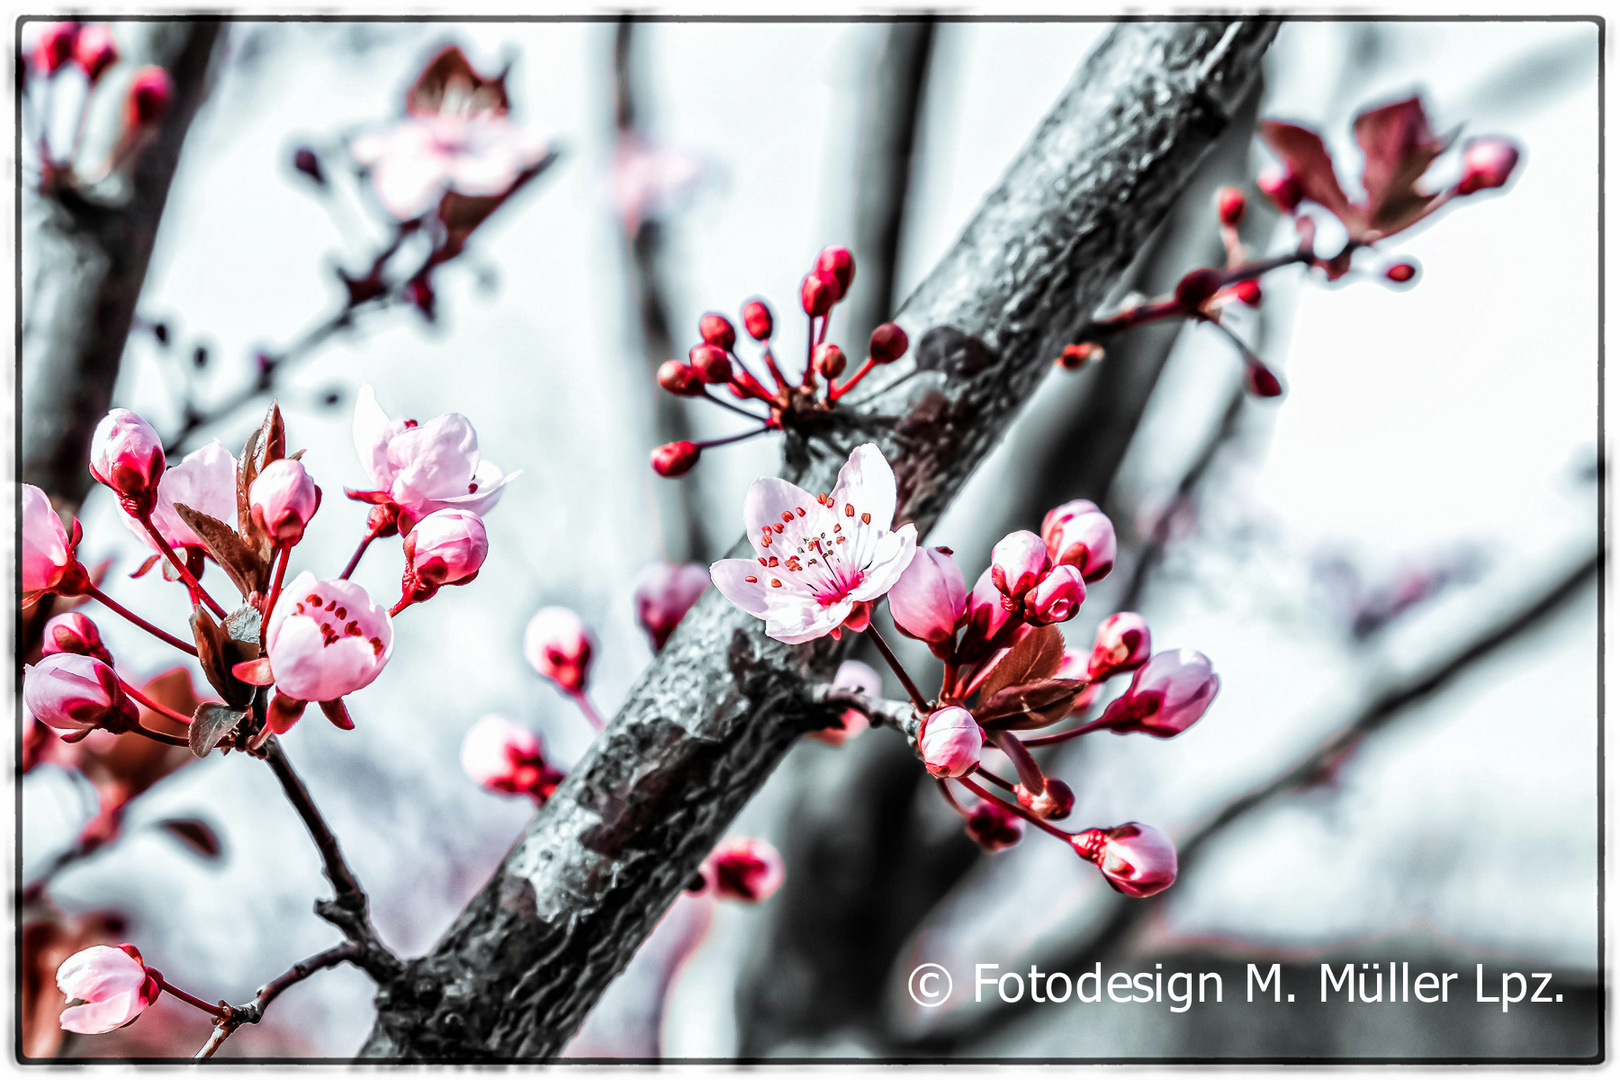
[713,444,1221,899]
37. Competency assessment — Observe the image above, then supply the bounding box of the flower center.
[293,591,385,657]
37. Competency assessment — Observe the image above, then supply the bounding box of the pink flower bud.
[800,271,838,317]
[699,312,737,351]
[812,659,879,746]
[990,530,1050,605]
[1384,262,1418,284]
[24,653,138,733]
[22,483,84,607]
[965,801,1024,851]
[1173,268,1223,311]
[869,322,909,364]
[524,606,593,695]
[402,508,488,603]
[56,943,162,1035]
[73,24,118,83]
[1257,166,1302,213]
[89,409,165,515]
[742,299,774,340]
[959,566,1013,657]
[33,22,79,75]
[919,706,982,778]
[1022,563,1085,625]
[634,561,710,652]
[1458,137,1519,195]
[1215,185,1246,227]
[1016,778,1074,820]
[1088,612,1150,680]
[460,715,564,803]
[700,837,784,902]
[1245,362,1284,398]
[265,573,394,708]
[1056,342,1102,370]
[888,546,966,645]
[1099,648,1219,738]
[42,613,113,666]
[814,246,855,298]
[249,458,320,544]
[1231,279,1262,307]
[1073,823,1177,898]
[124,66,173,129]
[657,359,703,397]
[689,343,733,383]
[652,441,700,477]
[812,343,847,380]
[1041,499,1116,583]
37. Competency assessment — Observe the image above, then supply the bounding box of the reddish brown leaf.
[977,677,1088,728]
[1258,120,1356,226]
[406,45,509,118]
[1352,98,1449,236]
[973,623,1065,707]
[172,503,269,600]
[189,702,247,758]
[261,401,286,466]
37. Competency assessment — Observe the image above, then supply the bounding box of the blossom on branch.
[461,715,564,804]
[24,654,140,736]
[1098,648,1219,738]
[263,573,394,731]
[118,439,237,565]
[55,944,161,1035]
[22,484,85,607]
[711,444,917,644]
[633,562,710,653]
[524,607,593,696]
[696,838,784,903]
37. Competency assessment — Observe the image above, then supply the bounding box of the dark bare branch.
[360,21,1279,1059]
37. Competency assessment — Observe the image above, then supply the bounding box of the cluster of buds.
[713,444,1220,899]
[650,245,910,478]
[23,392,508,757]
[25,22,172,191]
[1061,96,1521,400]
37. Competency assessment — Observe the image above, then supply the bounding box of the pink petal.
[709,559,771,618]
[827,443,897,531]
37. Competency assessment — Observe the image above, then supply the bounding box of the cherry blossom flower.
[1042,499,1116,583]
[524,607,593,695]
[460,715,564,803]
[811,659,881,747]
[119,440,237,561]
[710,444,918,644]
[1088,612,1151,680]
[888,546,966,646]
[349,384,517,532]
[611,132,706,233]
[89,409,165,515]
[698,838,784,903]
[1099,648,1219,738]
[1073,823,1178,898]
[919,706,982,778]
[56,944,161,1035]
[42,613,114,666]
[350,112,552,221]
[25,654,138,734]
[633,562,710,652]
[265,573,394,716]
[249,458,320,544]
[22,483,83,607]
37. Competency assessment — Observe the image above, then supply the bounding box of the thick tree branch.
[22,22,223,511]
[360,20,1279,1059]
[895,545,1600,1053]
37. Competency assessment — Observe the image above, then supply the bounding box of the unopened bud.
[965,802,1024,851]
[657,359,703,396]
[700,838,785,902]
[919,706,982,778]
[633,561,709,652]
[1458,137,1519,196]
[990,530,1050,605]
[1042,499,1116,583]
[89,409,165,516]
[1022,563,1085,625]
[1057,342,1103,370]
[1088,612,1151,680]
[888,546,967,645]
[402,508,488,602]
[124,66,173,129]
[523,606,593,695]
[699,313,737,352]
[812,342,847,380]
[1016,777,1074,820]
[800,271,838,317]
[1230,279,1262,307]
[1215,185,1246,227]
[1384,261,1418,284]
[293,146,325,184]
[814,246,855,298]
[869,322,909,364]
[249,458,320,544]
[33,22,79,75]
[1245,362,1284,398]
[1099,648,1219,738]
[24,653,138,733]
[42,613,114,666]
[742,299,773,340]
[1257,167,1303,213]
[1073,823,1178,898]
[689,343,733,383]
[73,24,118,83]
[651,440,701,478]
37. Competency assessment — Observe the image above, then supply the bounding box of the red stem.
[828,357,877,402]
[84,584,198,657]
[339,521,382,581]
[120,679,195,727]
[137,517,227,617]
[158,977,230,1019]
[571,691,606,731]
[863,623,929,712]
[1018,716,1109,748]
[957,775,1072,842]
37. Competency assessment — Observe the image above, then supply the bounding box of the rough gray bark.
[21,21,223,512]
[359,20,1279,1059]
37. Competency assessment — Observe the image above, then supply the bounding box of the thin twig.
[195,941,359,1059]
